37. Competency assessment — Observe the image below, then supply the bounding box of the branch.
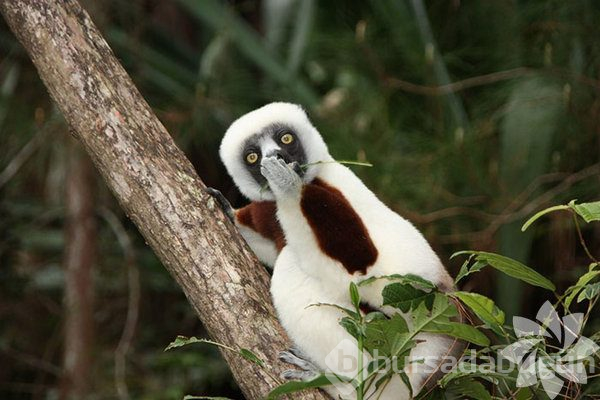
[385,67,600,97]
[61,140,96,399]
[0,122,49,189]
[385,67,536,96]
[99,207,140,400]
[438,163,600,244]
[0,1,326,399]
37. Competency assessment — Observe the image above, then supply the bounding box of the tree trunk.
[61,141,96,400]
[0,1,327,399]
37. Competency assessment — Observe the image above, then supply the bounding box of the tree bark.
[61,141,96,400]
[0,1,327,399]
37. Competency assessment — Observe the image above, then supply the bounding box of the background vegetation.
[0,0,598,399]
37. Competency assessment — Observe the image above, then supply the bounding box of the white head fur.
[220,102,332,201]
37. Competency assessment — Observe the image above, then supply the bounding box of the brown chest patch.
[236,201,286,251]
[300,178,378,274]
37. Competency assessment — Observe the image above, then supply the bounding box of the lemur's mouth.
[291,161,305,178]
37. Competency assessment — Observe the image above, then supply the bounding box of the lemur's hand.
[279,348,320,381]
[205,187,235,222]
[260,156,303,197]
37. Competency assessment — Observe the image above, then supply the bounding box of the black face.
[242,124,307,188]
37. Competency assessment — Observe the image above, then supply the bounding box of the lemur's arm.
[205,187,285,267]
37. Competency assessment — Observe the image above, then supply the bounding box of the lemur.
[212,102,461,399]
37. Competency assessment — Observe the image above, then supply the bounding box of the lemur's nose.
[267,149,289,163]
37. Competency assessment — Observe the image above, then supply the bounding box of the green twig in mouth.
[300,159,373,170]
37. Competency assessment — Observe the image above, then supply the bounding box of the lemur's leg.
[279,348,320,380]
[205,187,235,221]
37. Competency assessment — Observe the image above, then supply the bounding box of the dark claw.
[287,347,304,358]
[205,187,234,222]
[291,161,304,177]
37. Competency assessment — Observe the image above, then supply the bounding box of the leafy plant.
[174,200,600,400]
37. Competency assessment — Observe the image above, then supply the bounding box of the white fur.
[220,102,332,201]
[237,225,278,267]
[220,103,456,399]
[271,247,413,399]
[272,162,454,399]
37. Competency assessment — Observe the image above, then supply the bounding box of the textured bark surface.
[61,142,96,400]
[0,1,327,399]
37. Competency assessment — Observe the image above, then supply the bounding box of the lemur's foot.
[278,348,320,381]
[281,369,319,381]
[205,187,234,222]
[260,156,302,197]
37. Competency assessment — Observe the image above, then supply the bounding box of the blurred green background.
[0,0,599,399]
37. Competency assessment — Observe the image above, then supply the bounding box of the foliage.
[259,201,600,399]
[165,336,264,368]
[170,202,599,399]
[1,0,599,399]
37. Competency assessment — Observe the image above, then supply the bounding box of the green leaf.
[372,372,395,394]
[390,333,416,360]
[581,376,600,396]
[564,269,600,309]
[398,371,413,398]
[165,336,234,352]
[455,251,555,291]
[165,336,264,367]
[340,317,364,340]
[521,205,570,231]
[363,314,410,357]
[455,255,474,284]
[267,374,352,399]
[401,274,436,290]
[382,283,435,312]
[411,294,490,346]
[349,282,361,311]
[521,200,600,231]
[453,292,505,337]
[439,361,503,388]
[364,311,387,323]
[454,259,487,284]
[359,274,435,290]
[569,200,600,223]
[411,293,457,323]
[184,397,233,400]
[577,282,600,303]
[424,320,490,346]
[445,378,491,400]
[238,348,264,367]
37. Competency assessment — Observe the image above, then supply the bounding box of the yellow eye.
[280,133,294,145]
[246,152,259,164]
